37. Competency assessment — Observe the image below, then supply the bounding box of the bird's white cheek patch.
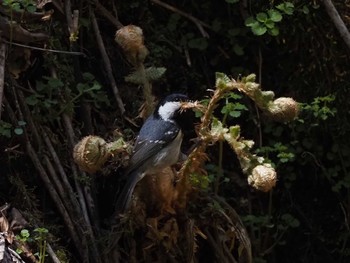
[158,101,181,121]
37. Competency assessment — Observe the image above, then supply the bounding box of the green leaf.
[302,5,309,14]
[210,118,228,139]
[268,27,280,36]
[145,67,167,81]
[244,17,257,27]
[125,71,143,84]
[188,37,208,50]
[36,81,46,91]
[225,0,239,3]
[256,12,268,23]
[265,19,275,29]
[18,120,27,126]
[83,72,95,81]
[90,82,102,90]
[125,67,166,84]
[48,78,64,89]
[229,111,242,118]
[268,9,282,22]
[26,4,36,13]
[234,103,248,110]
[20,229,30,238]
[224,125,241,143]
[276,2,294,15]
[77,83,85,93]
[0,123,11,138]
[215,72,231,89]
[25,95,39,106]
[251,23,267,36]
[228,28,240,37]
[233,44,244,56]
[11,3,21,12]
[14,128,23,135]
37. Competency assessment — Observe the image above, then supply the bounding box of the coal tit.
[115,93,189,213]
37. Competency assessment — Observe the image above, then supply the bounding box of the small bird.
[115,93,189,213]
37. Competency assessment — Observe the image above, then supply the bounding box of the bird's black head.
[155,93,189,121]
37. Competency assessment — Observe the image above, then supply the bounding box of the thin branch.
[150,0,210,38]
[62,113,100,233]
[46,243,61,263]
[64,0,73,35]
[1,39,85,56]
[16,89,42,148]
[90,0,124,29]
[321,0,350,50]
[0,42,5,120]
[26,142,86,260]
[0,16,49,43]
[91,11,125,115]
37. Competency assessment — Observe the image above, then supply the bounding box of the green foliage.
[0,120,27,138]
[257,142,295,165]
[0,120,12,138]
[125,67,166,84]
[301,95,337,121]
[14,120,27,135]
[16,228,49,263]
[2,0,36,13]
[245,2,294,36]
[221,93,248,118]
[25,72,109,120]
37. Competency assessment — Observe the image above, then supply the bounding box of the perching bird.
[115,93,189,213]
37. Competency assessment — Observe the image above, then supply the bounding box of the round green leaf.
[251,23,267,36]
[302,5,309,14]
[265,20,275,29]
[14,128,23,135]
[256,12,268,23]
[268,27,279,36]
[244,16,257,27]
[268,9,282,22]
[233,44,244,56]
[18,120,27,126]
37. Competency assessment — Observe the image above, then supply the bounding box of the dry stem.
[91,11,126,115]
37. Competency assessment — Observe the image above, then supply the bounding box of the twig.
[0,16,49,43]
[150,0,210,38]
[16,89,41,148]
[62,111,102,263]
[64,0,73,34]
[1,39,86,56]
[26,142,86,260]
[46,243,61,263]
[321,0,350,50]
[5,93,86,259]
[90,0,124,29]
[91,11,125,115]
[13,86,88,261]
[41,130,81,209]
[204,229,231,263]
[0,42,6,120]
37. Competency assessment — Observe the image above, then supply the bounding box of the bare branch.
[150,0,210,38]
[0,42,5,120]
[321,0,350,50]
[91,11,126,115]
[90,0,124,29]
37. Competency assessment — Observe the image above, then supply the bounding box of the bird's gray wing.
[126,116,180,174]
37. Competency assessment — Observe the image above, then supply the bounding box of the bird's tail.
[114,171,142,215]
